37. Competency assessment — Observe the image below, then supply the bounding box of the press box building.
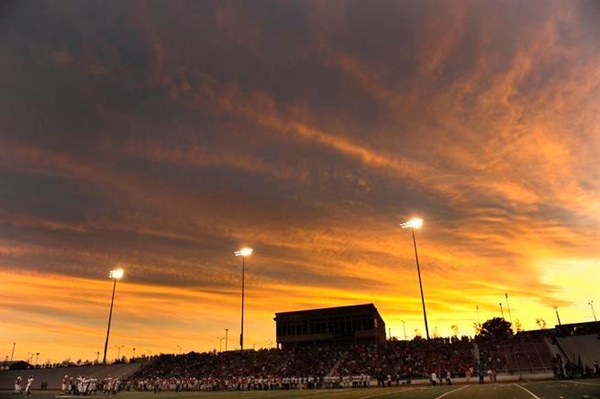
[274,303,386,349]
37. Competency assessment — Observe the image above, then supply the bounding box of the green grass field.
[2,380,599,399]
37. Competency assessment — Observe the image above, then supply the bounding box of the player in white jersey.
[61,375,69,394]
[25,375,34,397]
[14,376,22,394]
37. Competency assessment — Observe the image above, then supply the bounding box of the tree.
[451,324,459,337]
[514,319,523,333]
[536,318,546,330]
[476,317,513,342]
[473,322,482,336]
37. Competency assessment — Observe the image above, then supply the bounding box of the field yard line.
[565,380,600,386]
[514,383,542,399]
[358,387,423,399]
[434,385,469,399]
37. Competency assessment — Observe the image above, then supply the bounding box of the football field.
[3,379,599,399]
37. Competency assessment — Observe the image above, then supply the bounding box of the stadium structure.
[1,305,598,392]
[274,303,386,349]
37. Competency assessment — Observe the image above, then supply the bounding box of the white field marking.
[434,385,470,399]
[514,383,542,399]
[359,387,424,399]
[565,380,600,386]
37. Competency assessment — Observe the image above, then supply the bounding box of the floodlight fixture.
[400,218,423,229]
[235,248,253,257]
[109,268,124,279]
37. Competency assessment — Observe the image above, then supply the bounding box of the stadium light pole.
[400,218,430,340]
[10,342,15,364]
[401,320,407,340]
[103,268,124,365]
[225,328,229,352]
[505,293,513,326]
[235,248,253,353]
[553,306,562,326]
[499,303,504,319]
[114,345,124,359]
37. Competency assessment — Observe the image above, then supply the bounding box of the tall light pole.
[400,218,429,340]
[505,293,513,326]
[103,268,124,365]
[589,301,597,322]
[114,345,124,359]
[554,306,562,326]
[225,329,229,352]
[10,342,15,364]
[499,303,504,319]
[235,248,253,353]
[401,320,407,340]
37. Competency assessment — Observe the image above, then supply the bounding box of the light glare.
[235,248,253,257]
[401,218,424,229]
[109,268,124,279]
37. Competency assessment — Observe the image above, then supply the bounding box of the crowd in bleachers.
[126,337,478,391]
[476,331,569,375]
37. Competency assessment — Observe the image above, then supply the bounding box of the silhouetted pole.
[103,268,124,365]
[235,248,253,353]
[401,218,429,340]
[505,293,513,326]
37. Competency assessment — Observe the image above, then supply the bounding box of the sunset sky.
[1,0,598,365]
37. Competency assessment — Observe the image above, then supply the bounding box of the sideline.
[514,383,542,399]
[434,385,469,399]
[358,386,423,399]
[565,380,600,386]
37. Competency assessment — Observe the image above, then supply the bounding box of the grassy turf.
[2,380,598,399]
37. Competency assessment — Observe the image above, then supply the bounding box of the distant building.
[274,303,386,349]
[0,360,31,370]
